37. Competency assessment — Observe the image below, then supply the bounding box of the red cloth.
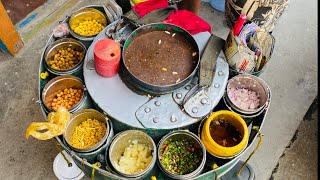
[133,0,169,17]
[163,10,212,35]
[132,1,212,35]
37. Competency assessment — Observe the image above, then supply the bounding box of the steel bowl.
[157,130,206,179]
[63,109,110,153]
[226,74,269,115]
[68,7,107,41]
[41,75,85,113]
[44,38,86,75]
[122,23,200,95]
[108,130,157,178]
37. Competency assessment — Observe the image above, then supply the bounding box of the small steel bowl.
[44,38,86,75]
[63,109,110,153]
[157,130,206,179]
[108,130,157,178]
[226,74,269,115]
[41,75,85,113]
[68,7,107,41]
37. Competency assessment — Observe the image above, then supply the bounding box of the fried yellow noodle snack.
[25,106,70,140]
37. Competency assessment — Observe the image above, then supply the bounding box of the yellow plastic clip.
[151,176,157,180]
[40,71,49,79]
[212,163,219,169]
[91,162,101,180]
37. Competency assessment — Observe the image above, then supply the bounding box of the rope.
[237,126,263,175]
[213,163,219,180]
[52,139,72,167]
[91,162,101,180]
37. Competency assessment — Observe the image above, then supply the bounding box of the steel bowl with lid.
[68,7,107,41]
[63,109,111,153]
[41,75,85,113]
[44,38,86,75]
[157,130,206,179]
[225,74,269,115]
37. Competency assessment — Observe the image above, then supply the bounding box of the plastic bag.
[52,23,70,38]
[25,106,70,140]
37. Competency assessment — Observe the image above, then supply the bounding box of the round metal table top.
[83,20,229,129]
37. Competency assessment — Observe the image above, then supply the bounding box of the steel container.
[122,23,200,95]
[63,109,114,163]
[225,74,269,115]
[68,7,107,41]
[44,38,86,76]
[108,130,157,178]
[41,75,86,113]
[223,94,265,125]
[157,130,206,179]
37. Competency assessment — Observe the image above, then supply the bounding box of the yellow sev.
[71,119,107,149]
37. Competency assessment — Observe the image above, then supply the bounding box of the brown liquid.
[209,120,242,147]
[124,30,197,86]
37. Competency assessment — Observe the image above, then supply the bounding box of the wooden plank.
[0,1,23,56]
[1,0,47,25]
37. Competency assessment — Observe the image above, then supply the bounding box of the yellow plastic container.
[201,110,249,158]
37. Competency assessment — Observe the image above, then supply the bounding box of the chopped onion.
[227,87,260,111]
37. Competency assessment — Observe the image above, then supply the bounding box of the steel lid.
[53,151,84,180]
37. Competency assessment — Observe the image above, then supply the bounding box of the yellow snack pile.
[25,106,70,140]
[114,140,153,174]
[71,119,107,149]
[49,47,84,70]
[72,19,104,36]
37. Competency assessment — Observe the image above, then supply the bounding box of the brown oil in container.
[209,119,242,147]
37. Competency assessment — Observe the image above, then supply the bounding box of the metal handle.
[86,59,95,70]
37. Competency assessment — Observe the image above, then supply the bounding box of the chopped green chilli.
[159,140,202,175]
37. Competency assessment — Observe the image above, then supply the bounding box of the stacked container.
[94,38,121,77]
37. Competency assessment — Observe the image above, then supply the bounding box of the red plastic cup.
[95,60,120,78]
[94,38,121,77]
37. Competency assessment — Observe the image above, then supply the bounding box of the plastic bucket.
[201,110,249,158]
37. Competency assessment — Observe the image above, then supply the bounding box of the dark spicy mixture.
[124,30,197,86]
[159,140,202,175]
[209,119,242,147]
